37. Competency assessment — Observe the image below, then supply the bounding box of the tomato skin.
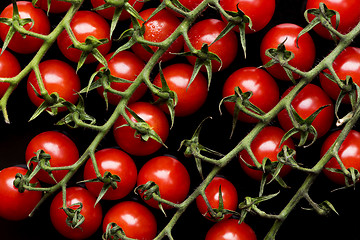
[130,8,184,62]
[57,11,112,64]
[306,0,360,40]
[196,176,238,221]
[0,1,50,54]
[35,0,71,13]
[152,63,208,117]
[137,155,190,210]
[0,49,21,97]
[277,84,334,140]
[0,167,42,221]
[91,0,144,20]
[102,201,157,240]
[83,148,137,200]
[222,67,279,123]
[219,0,275,34]
[238,126,295,181]
[27,59,81,112]
[184,18,238,72]
[260,23,315,81]
[319,47,360,103]
[50,187,102,240]
[25,131,79,184]
[205,219,257,240]
[321,130,360,185]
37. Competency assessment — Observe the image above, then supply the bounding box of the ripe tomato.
[222,67,279,123]
[260,23,315,81]
[219,0,275,34]
[27,59,81,112]
[319,46,360,104]
[152,63,208,117]
[277,84,334,140]
[238,126,295,181]
[205,219,257,240]
[35,0,71,13]
[196,176,238,221]
[50,187,102,240]
[306,0,360,40]
[83,148,137,200]
[184,18,238,72]
[25,131,79,184]
[57,11,112,64]
[0,1,50,54]
[113,102,169,156]
[91,0,144,20]
[0,48,21,97]
[137,155,190,210]
[102,201,157,240]
[321,130,360,185]
[0,167,42,221]
[95,51,147,105]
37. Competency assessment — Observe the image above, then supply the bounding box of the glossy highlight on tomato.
[205,219,257,240]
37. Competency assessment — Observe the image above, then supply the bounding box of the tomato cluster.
[1,0,360,240]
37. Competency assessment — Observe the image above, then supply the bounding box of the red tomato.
[222,67,279,123]
[27,59,81,112]
[35,0,71,13]
[0,167,42,221]
[277,84,334,140]
[184,18,238,72]
[0,1,50,54]
[95,51,147,105]
[205,219,257,240]
[321,130,360,185]
[25,131,79,184]
[196,176,238,221]
[0,48,21,97]
[130,8,184,62]
[260,23,316,81]
[306,0,360,40]
[113,102,169,156]
[137,155,190,209]
[152,63,208,117]
[91,0,144,20]
[50,187,102,240]
[219,0,275,34]
[83,148,137,200]
[102,201,157,240]
[238,126,295,181]
[319,46,360,103]
[57,11,112,64]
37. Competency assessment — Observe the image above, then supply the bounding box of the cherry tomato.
[319,46,360,103]
[205,219,257,240]
[27,59,81,112]
[277,84,334,140]
[102,201,157,240]
[196,176,238,221]
[0,48,21,98]
[91,0,144,20]
[152,63,208,117]
[130,8,184,62]
[0,167,42,221]
[0,1,50,54]
[222,67,279,123]
[238,126,295,181]
[113,102,169,156]
[321,130,360,185]
[83,148,137,200]
[306,0,360,40]
[25,131,79,184]
[137,155,190,210]
[35,0,71,13]
[260,23,316,81]
[219,0,275,34]
[57,11,112,64]
[184,18,238,72]
[50,187,102,240]
[95,51,147,105]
